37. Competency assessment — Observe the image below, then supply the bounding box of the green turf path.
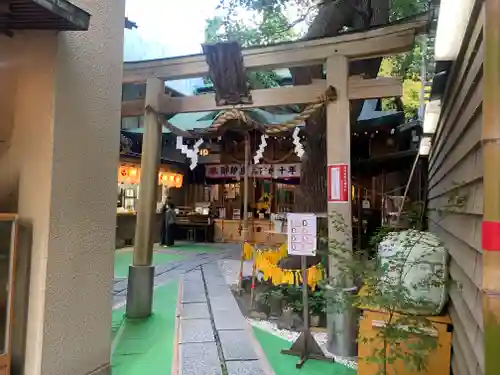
[114,250,184,278]
[253,327,356,375]
[111,281,179,374]
[114,244,224,278]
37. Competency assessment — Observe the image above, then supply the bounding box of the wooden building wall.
[427,2,485,375]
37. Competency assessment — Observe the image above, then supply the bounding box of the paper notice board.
[287,213,317,256]
[328,164,349,202]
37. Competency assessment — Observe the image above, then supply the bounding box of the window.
[121,116,140,130]
[122,83,146,101]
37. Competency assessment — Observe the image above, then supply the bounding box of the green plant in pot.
[264,287,284,316]
[309,290,326,327]
[281,284,302,303]
[255,291,271,317]
[279,298,304,331]
[291,299,303,314]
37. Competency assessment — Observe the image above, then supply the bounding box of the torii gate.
[121,13,427,348]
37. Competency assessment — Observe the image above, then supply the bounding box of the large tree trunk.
[279,0,389,270]
[293,0,390,215]
[291,0,358,85]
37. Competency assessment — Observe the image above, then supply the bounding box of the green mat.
[253,327,356,375]
[114,251,184,278]
[111,281,179,374]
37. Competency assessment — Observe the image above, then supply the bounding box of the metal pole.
[418,35,427,120]
[302,255,309,332]
[357,186,362,251]
[243,134,250,249]
[237,133,250,292]
[396,150,420,225]
[126,79,162,319]
[249,252,257,307]
[381,171,386,225]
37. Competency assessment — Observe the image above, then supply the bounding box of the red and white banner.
[328,164,349,203]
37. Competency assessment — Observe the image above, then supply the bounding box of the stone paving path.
[179,264,271,375]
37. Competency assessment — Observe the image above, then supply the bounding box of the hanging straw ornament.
[292,127,305,159]
[176,136,204,170]
[253,133,268,164]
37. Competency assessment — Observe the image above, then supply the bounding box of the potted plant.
[255,291,271,317]
[260,287,284,316]
[291,299,303,315]
[281,284,301,302]
[309,291,326,327]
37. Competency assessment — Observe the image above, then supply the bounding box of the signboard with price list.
[287,213,317,256]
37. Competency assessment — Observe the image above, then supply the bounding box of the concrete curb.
[240,311,276,375]
[213,261,276,375]
[110,316,126,358]
[85,363,111,375]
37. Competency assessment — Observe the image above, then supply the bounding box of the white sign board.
[287,213,317,256]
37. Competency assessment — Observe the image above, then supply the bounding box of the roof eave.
[3,0,91,32]
[34,0,90,30]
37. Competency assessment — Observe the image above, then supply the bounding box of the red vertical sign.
[328,164,349,202]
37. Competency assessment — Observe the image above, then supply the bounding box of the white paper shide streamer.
[292,127,305,158]
[176,136,203,170]
[253,133,268,164]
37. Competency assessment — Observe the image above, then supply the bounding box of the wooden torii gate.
[122,13,427,349]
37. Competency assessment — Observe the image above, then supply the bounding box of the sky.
[124,0,308,59]
[123,0,308,94]
[125,0,222,57]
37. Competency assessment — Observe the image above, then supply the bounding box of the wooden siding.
[427,2,485,375]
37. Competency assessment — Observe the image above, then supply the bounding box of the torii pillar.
[325,55,356,357]
[126,77,163,318]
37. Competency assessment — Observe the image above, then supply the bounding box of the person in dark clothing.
[164,203,176,246]
[160,196,174,246]
[160,201,168,246]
